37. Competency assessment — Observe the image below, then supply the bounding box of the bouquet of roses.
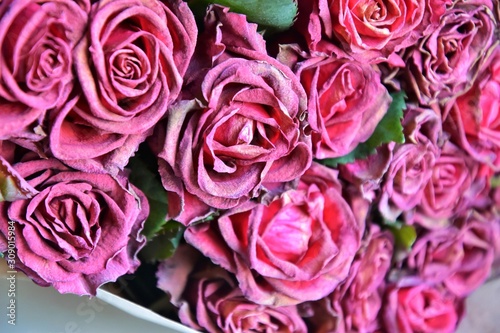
[0,0,499,331]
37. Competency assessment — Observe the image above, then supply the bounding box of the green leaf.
[127,147,168,240]
[490,175,500,188]
[321,91,406,167]
[139,221,185,262]
[384,220,417,250]
[189,0,297,32]
[0,252,3,259]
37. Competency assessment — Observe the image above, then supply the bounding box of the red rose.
[341,228,394,332]
[408,213,495,297]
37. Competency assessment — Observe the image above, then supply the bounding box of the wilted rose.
[49,0,197,173]
[407,214,495,296]
[157,245,308,333]
[414,142,482,228]
[157,56,312,225]
[445,46,500,170]
[0,0,89,138]
[0,157,148,295]
[378,141,438,221]
[383,282,463,333]
[279,46,391,159]
[184,163,361,306]
[340,227,394,333]
[296,0,427,62]
[379,104,442,221]
[403,2,496,105]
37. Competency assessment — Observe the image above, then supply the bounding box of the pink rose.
[49,0,197,173]
[402,2,496,105]
[299,228,393,333]
[445,46,500,170]
[0,157,148,295]
[157,57,311,225]
[442,215,495,296]
[383,282,463,333]
[379,104,441,221]
[0,0,88,138]
[184,163,361,306]
[157,245,308,333]
[296,0,427,62]
[340,228,394,333]
[279,46,391,159]
[151,7,311,225]
[414,142,482,228]
[407,214,495,296]
[378,142,438,221]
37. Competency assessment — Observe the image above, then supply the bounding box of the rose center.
[261,204,313,262]
[25,34,70,91]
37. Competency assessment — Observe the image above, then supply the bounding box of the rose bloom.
[0,0,88,139]
[49,0,197,173]
[445,46,500,170]
[157,56,312,225]
[402,1,496,105]
[340,228,394,333]
[383,281,463,333]
[378,104,441,221]
[407,213,495,297]
[157,245,307,333]
[298,228,393,333]
[0,157,148,295]
[296,0,428,62]
[279,46,391,159]
[184,163,362,306]
[378,141,438,221]
[414,142,482,228]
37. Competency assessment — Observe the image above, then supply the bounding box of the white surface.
[0,258,197,333]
